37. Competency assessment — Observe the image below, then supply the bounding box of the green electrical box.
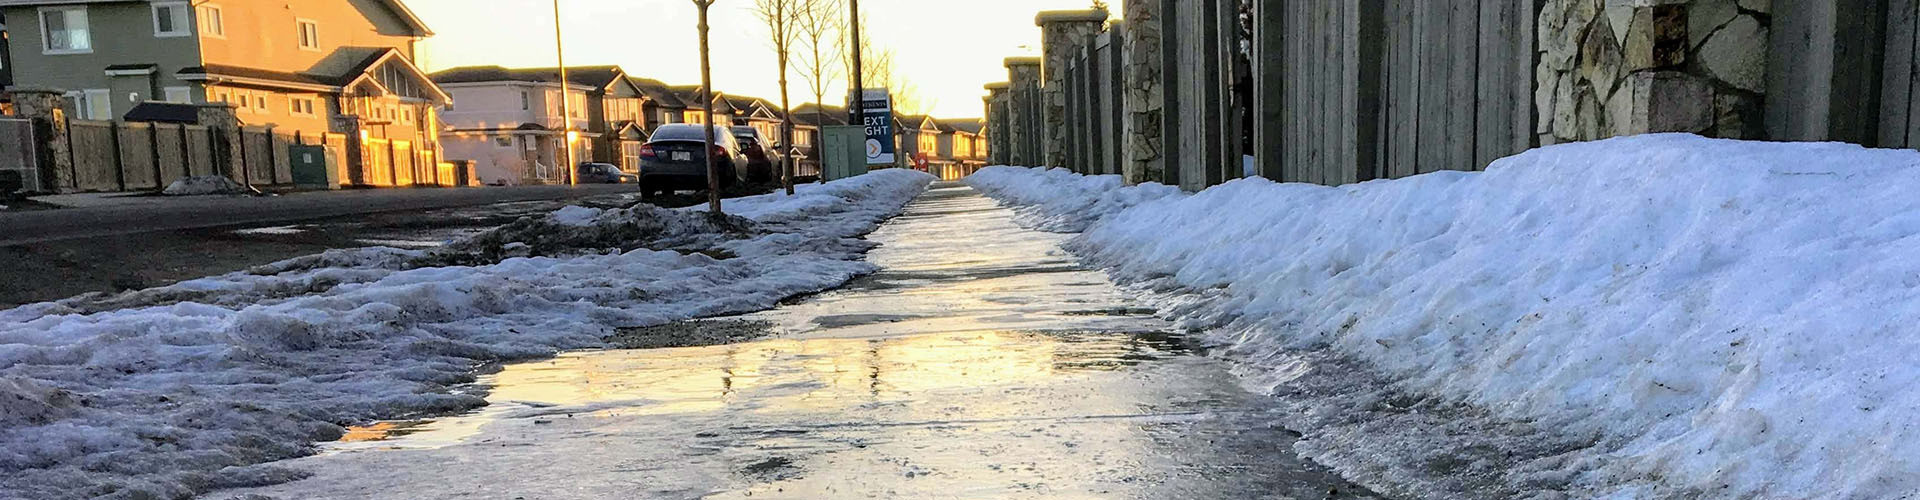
[288,144,339,189]
[821,125,869,182]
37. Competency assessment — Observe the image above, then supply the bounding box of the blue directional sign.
[850,89,894,165]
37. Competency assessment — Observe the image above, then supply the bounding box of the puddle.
[227,184,1383,500]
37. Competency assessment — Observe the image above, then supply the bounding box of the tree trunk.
[780,61,795,195]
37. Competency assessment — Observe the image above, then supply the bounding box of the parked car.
[638,124,748,198]
[730,126,784,183]
[576,162,638,184]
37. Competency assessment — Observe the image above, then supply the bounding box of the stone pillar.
[985,82,1011,165]
[196,103,243,182]
[7,88,71,193]
[1037,9,1111,169]
[1536,0,1764,144]
[1006,57,1044,167]
[1122,0,1168,185]
[330,114,366,186]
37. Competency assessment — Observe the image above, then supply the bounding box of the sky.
[402,0,1122,120]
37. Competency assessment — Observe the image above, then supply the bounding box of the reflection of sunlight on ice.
[325,329,1183,452]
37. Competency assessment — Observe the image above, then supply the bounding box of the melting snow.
[0,169,934,500]
[968,134,1920,499]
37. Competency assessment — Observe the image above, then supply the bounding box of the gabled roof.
[430,65,637,94]
[939,119,984,135]
[897,115,937,131]
[790,104,847,127]
[670,86,736,113]
[178,47,449,104]
[628,77,686,108]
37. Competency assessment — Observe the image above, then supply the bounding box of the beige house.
[0,0,449,183]
[432,66,654,185]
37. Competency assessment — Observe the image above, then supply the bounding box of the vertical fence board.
[1476,0,1517,168]
[1890,0,1920,147]
[1446,0,1479,171]
[68,121,118,192]
[185,126,214,177]
[117,123,157,190]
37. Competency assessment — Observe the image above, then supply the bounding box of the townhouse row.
[0,0,988,191]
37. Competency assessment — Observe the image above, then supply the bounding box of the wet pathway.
[218,184,1379,499]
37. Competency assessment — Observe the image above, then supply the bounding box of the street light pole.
[694,0,722,213]
[848,0,863,145]
[553,0,576,186]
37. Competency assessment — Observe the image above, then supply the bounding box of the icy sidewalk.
[0,169,934,500]
[967,135,1920,499]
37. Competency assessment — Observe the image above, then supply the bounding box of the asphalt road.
[0,184,640,307]
[0,184,638,246]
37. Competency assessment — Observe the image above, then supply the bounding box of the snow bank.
[161,175,247,196]
[967,135,1920,499]
[0,169,933,500]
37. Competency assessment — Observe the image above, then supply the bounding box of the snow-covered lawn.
[0,169,933,500]
[968,134,1920,499]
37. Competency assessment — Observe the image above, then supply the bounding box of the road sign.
[850,89,894,166]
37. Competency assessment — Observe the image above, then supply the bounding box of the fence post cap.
[1035,9,1109,26]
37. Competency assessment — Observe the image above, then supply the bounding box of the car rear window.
[651,125,734,143]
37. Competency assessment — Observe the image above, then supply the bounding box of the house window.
[253,93,269,114]
[198,4,224,38]
[495,136,513,148]
[39,7,92,54]
[163,87,192,103]
[66,89,111,120]
[520,91,530,111]
[152,2,190,37]
[296,19,320,50]
[290,97,318,116]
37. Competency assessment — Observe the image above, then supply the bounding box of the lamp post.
[554,0,576,186]
[694,0,721,213]
[848,0,863,144]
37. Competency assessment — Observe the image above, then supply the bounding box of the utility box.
[288,144,339,189]
[821,125,869,182]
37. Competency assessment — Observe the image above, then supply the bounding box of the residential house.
[0,0,448,150]
[897,114,939,170]
[670,85,736,126]
[628,77,684,131]
[724,95,782,142]
[938,118,985,165]
[432,65,651,183]
[789,103,845,176]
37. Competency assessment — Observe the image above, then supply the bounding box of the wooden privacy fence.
[1255,0,1535,186]
[50,119,451,193]
[61,120,307,192]
[1060,25,1127,176]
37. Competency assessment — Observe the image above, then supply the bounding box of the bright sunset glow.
[404,0,1121,119]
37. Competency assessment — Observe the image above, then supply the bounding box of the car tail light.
[639,144,656,158]
[712,145,728,158]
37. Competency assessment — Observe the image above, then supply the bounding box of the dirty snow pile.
[0,169,933,500]
[968,135,1920,499]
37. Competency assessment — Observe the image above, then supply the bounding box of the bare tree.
[694,0,721,213]
[795,0,844,165]
[752,0,805,194]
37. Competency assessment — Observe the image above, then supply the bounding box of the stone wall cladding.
[1122,0,1167,185]
[1038,10,1111,169]
[1537,0,1769,144]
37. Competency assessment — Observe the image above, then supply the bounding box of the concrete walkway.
[213,184,1380,499]
[0,184,637,246]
